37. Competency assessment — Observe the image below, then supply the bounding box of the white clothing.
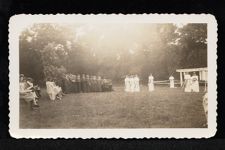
[134,76,140,92]
[125,77,129,92]
[184,74,191,92]
[148,75,154,92]
[46,81,62,100]
[169,76,175,88]
[130,77,135,92]
[203,92,208,122]
[191,75,199,92]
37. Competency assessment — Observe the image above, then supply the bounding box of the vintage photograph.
[9,14,217,138]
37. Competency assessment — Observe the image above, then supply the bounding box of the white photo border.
[9,14,217,139]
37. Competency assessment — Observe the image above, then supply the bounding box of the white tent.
[176,67,207,86]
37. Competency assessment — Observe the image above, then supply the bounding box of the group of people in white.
[183,72,200,92]
[124,72,201,93]
[124,74,175,92]
[124,75,140,92]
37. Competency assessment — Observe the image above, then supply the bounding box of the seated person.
[19,74,39,108]
[26,77,41,98]
[203,92,208,124]
[46,78,63,101]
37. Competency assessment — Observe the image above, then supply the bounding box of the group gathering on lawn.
[19,73,113,109]
[124,72,201,93]
[19,72,206,115]
[19,71,208,126]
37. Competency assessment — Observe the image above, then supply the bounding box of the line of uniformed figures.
[63,74,112,93]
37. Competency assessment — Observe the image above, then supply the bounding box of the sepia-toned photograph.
[9,14,217,138]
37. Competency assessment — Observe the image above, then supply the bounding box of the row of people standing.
[125,75,140,92]
[124,74,175,92]
[184,72,199,92]
[63,74,112,93]
[124,74,155,92]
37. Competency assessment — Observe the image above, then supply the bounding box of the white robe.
[184,74,191,92]
[148,76,154,92]
[134,77,140,92]
[191,75,199,92]
[203,92,208,122]
[125,77,129,92]
[127,77,132,92]
[46,81,62,100]
[130,77,135,92]
[169,76,175,88]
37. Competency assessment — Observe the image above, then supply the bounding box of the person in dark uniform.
[93,76,97,92]
[71,74,77,93]
[89,76,93,92]
[55,76,65,93]
[81,74,86,93]
[97,76,102,92]
[67,74,73,93]
[74,74,79,93]
[102,78,113,92]
[63,74,70,94]
[77,74,81,93]
[86,74,90,92]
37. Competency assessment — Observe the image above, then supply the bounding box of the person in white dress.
[184,73,191,92]
[148,74,154,92]
[130,75,135,92]
[125,75,129,92]
[203,92,208,124]
[46,78,63,101]
[134,75,140,92]
[169,75,175,88]
[191,72,200,92]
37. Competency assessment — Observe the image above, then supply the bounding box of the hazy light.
[26,36,32,42]
[174,23,187,28]
[129,49,135,54]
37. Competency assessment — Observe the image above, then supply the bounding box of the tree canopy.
[19,23,207,84]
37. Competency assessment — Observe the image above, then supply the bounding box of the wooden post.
[180,72,183,87]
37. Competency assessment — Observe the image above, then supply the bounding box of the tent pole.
[180,72,183,87]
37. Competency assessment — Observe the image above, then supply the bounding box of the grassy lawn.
[20,85,207,128]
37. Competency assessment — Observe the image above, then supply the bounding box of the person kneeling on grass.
[46,78,63,101]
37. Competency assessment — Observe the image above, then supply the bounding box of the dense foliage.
[19,23,207,84]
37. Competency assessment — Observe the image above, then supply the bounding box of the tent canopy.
[176,67,207,86]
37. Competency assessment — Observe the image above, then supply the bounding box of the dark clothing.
[86,79,91,92]
[93,80,97,92]
[63,78,71,93]
[77,79,81,92]
[32,86,41,98]
[56,78,64,92]
[71,81,77,93]
[81,79,88,93]
[97,79,102,92]
[102,79,113,92]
